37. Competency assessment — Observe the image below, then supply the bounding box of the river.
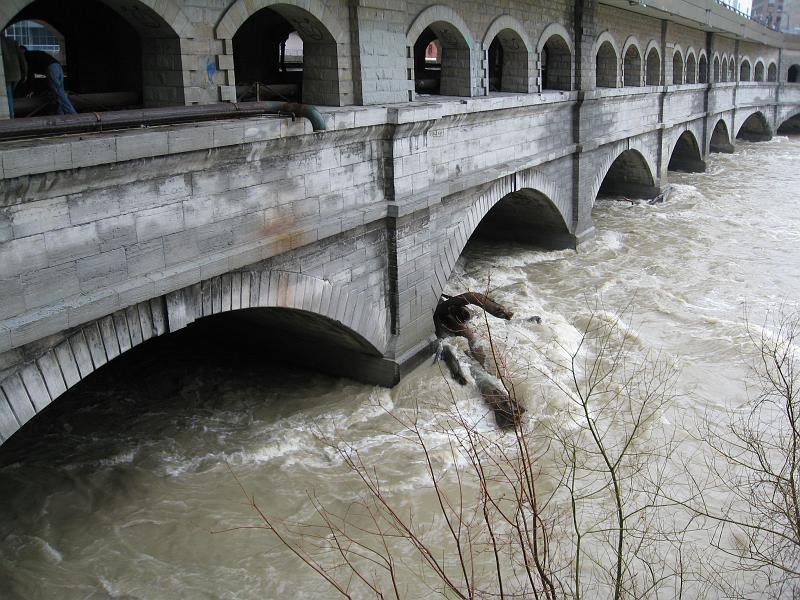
[1,135,799,599]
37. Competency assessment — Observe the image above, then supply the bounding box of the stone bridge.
[2,0,800,444]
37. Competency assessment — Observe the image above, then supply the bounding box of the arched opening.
[595,41,617,88]
[232,6,340,106]
[754,61,765,81]
[668,130,705,172]
[645,47,660,85]
[413,23,472,97]
[686,53,696,83]
[740,59,751,81]
[713,56,720,82]
[768,62,777,82]
[737,111,772,142]
[728,59,735,82]
[541,35,571,90]
[672,51,684,84]
[597,149,659,199]
[709,119,734,153]
[3,0,184,117]
[699,54,708,83]
[777,112,800,134]
[788,64,800,82]
[487,28,529,93]
[721,57,728,82]
[623,44,641,86]
[471,189,572,249]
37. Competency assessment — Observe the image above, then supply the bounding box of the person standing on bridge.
[21,47,76,116]
[1,36,26,118]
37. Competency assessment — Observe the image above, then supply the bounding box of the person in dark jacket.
[22,47,76,115]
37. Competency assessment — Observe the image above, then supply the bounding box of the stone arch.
[645,41,661,85]
[713,53,721,82]
[740,56,752,81]
[668,128,705,172]
[672,45,684,84]
[591,140,659,203]
[433,169,571,294]
[790,64,800,82]
[594,31,619,88]
[483,15,533,93]
[0,0,193,37]
[728,54,735,81]
[768,62,777,82]
[216,0,349,106]
[622,36,643,87]
[754,59,765,81]
[0,271,387,445]
[216,0,345,43]
[686,48,697,83]
[406,5,478,98]
[721,56,728,82]
[736,109,772,141]
[709,116,733,153]
[698,50,708,83]
[1,0,192,115]
[777,108,800,133]
[537,23,573,91]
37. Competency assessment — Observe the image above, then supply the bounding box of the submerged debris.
[433,291,529,429]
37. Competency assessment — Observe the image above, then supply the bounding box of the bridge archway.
[594,146,659,202]
[594,32,619,88]
[672,47,684,84]
[754,59,765,81]
[686,49,697,83]
[740,57,752,81]
[0,272,388,445]
[768,62,777,82]
[407,5,477,98]
[721,56,728,82]
[218,0,346,106]
[698,51,708,83]
[538,23,573,91]
[709,117,733,153]
[668,130,705,172]
[645,42,660,85]
[483,16,533,93]
[777,109,800,134]
[736,110,772,141]
[622,37,642,87]
[713,54,720,82]
[1,0,190,116]
[789,64,800,82]
[728,55,735,81]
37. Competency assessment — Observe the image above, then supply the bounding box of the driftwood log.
[434,292,525,429]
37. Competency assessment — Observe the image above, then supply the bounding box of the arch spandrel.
[483,15,532,53]
[216,0,347,43]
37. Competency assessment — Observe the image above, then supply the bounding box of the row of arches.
[3,0,798,115]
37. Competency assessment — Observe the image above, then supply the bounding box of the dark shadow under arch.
[668,130,705,172]
[412,21,472,97]
[710,119,733,153]
[737,111,772,142]
[487,28,529,93]
[471,188,573,249]
[541,34,571,91]
[598,149,659,199]
[778,111,800,134]
[596,41,617,88]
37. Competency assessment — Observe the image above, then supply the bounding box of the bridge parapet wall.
[663,86,707,124]
[709,84,737,113]
[736,83,778,107]
[579,88,661,146]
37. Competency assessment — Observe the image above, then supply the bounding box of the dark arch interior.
[754,62,764,81]
[413,22,470,97]
[673,52,684,84]
[487,29,528,93]
[598,150,658,199]
[686,54,696,83]
[646,48,660,85]
[713,56,720,82]
[768,62,777,82]
[721,58,728,82]
[471,189,573,249]
[668,131,705,172]
[777,113,800,134]
[5,0,183,116]
[596,41,617,88]
[737,112,771,142]
[233,5,339,105]
[623,45,641,87]
[789,65,800,83]
[232,7,302,102]
[710,119,733,153]
[740,60,751,81]
[698,55,708,83]
[541,35,571,90]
